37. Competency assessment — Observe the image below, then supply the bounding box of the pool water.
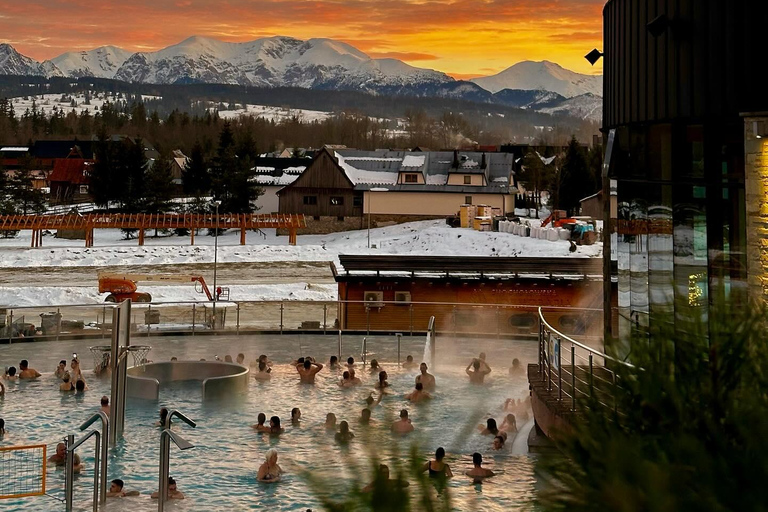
[1,334,538,511]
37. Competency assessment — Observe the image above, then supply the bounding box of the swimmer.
[252,413,270,432]
[365,392,383,408]
[335,421,355,443]
[236,353,245,365]
[170,357,178,361]
[75,379,87,392]
[291,408,301,427]
[465,452,495,481]
[500,413,517,433]
[224,355,233,363]
[0,381,4,397]
[478,418,499,436]
[415,363,436,391]
[369,359,381,374]
[258,354,273,367]
[156,408,169,427]
[375,371,389,391]
[107,479,140,497]
[359,408,373,425]
[0,418,5,435]
[4,366,18,381]
[257,449,282,483]
[49,443,67,465]
[151,476,185,499]
[254,361,272,380]
[422,447,453,478]
[391,409,414,434]
[338,371,352,388]
[329,355,340,370]
[297,359,324,384]
[509,358,523,375]
[325,413,337,431]
[268,416,284,435]
[362,464,410,492]
[59,373,74,391]
[348,368,362,386]
[402,355,417,369]
[18,360,41,379]
[466,358,491,384]
[100,396,110,417]
[405,382,432,403]
[492,435,506,450]
[54,360,67,379]
[70,358,83,382]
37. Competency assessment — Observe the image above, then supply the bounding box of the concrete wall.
[368,192,514,216]
[744,115,768,303]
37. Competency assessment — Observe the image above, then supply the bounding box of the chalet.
[277,148,517,234]
[249,157,310,213]
[48,146,93,203]
[0,146,31,170]
[30,139,94,169]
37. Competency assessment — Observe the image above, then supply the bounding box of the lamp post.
[367,187,389,249]
[212,200,221,329]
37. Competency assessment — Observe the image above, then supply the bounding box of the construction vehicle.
[568,217,598,245]
[98,273,221,303]
[541,210,578,228]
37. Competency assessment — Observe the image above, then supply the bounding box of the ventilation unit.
[394,291,411,305]
[364,291,384,307]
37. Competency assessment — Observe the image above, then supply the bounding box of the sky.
[0,0,605,77]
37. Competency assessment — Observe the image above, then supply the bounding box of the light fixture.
[585,48,603,66]
[753,121,767,139]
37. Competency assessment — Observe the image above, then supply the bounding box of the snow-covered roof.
[401,154,425,168]
[1,146,29,152]
[250,174,299,186]
[283,166,306,174]
[335,152,398,185]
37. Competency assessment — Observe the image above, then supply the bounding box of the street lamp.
[367,187,389,249]
[212,200,221,329]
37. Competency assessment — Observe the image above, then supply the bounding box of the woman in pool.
[291,408,301,427]
[478,418,499,436]
[338,371,351,388]
[325,413,337,431]
[369,359,381,374]
[421,447,453,478]
[268,416,284,435]
[375,371,389,391]
[329,355,340,370]
[500,413,517,433]
[252,413,270,432]
[492,435,506,450]
[59,372,74,391]
[257,449,282,483]
[4,366,18,381]
[335,421,355,443]
[70,358,84,383]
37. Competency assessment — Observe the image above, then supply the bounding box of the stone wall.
[744,116,768,303]
[277,214,446,236]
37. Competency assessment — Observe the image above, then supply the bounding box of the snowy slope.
[0,43,47,76]
[49,46,133,78]
[539,93,602,121]
[471,61,602,98]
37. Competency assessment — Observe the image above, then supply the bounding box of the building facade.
[602,0,768,343]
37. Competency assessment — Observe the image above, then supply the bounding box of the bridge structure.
[0,213,307,247]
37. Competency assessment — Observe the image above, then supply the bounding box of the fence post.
[236,303,240,336]
[56,307,61,341]
[571,345,576,411]
[589,354,594,398]
[280,302,284,334]
[557,338,562,401]
[191,304,196,336]
[323,305,327,334]
[146,305,151,338]
[8,310,13,344]
[496,306,500,339]
[409,304,414,337]
[366,306,370,336]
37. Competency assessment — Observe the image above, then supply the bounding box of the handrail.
[537,306,633,368]
[159,410,195,512]
[164,409,197,429]
[65,430,100,512]
[79,411,109,506]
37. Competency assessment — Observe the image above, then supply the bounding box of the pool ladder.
[158,410,196,512]
[64,411,109,512]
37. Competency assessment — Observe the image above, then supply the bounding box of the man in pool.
[236,353,245,365]
[405,382,432,403]
[402,355,417,369]
[48,443,84,472]
[100,396,110,416]
[346,357,355,369]
[359,408,374,425]
[391,409,415,434]
[362,464,410,492]
[254,361,272,380]
[466,354,492,384]
[18,360,41,379]
[107,479,140,497]
[348,368,362,386]
[465,452,495,481]
[151,476,185,500]
[297,359,324,384]
[415,363,436,391]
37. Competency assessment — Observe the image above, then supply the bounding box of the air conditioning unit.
[394,291,411,305]
[364,291,384,308]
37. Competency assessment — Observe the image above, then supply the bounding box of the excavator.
[540,210,577,228]
[98,273,218,303]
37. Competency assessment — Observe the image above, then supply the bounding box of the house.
[277,148,517,234]
[48,147,93,203]
[579,180,617,221]
[170,150,189,195]
[249,157,311,213]
[30,139,94,169]
[0,146,31,170]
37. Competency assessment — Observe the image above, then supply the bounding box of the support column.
[190,228,195,246]
[289,228,297,245]
[138,229,145,246]
[240,226,246,245]
[744,115,768,304]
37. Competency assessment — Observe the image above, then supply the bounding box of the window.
[463,175,472,185]
[353,195,363,207]
[330,196,344,206]
[465,196,472,205]
[79,185,89,194]
[404,174,418,183]
[303,196,317,205]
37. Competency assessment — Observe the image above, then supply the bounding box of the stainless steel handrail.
[65,430,101,512]
[79,411,109,505]
[158,410,196,512]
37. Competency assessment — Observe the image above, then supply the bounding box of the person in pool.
[359,408,374,425]
[254,361,272,380]
[466,452,495,481]
[48,443,84,472]
[0,381,4,397]
[54,360,67,379]
[268,416,284,435]
[0,418,6,436]
[151,476,184,499]
[402,355,417,369]
[391,409,414,434]
[509,358,523,375]
[466,357,492,384]
[348,368,362,386]
[415,363,436,391]
[69,358,83,383]
[297,359,324,384]
[18,360,41,379]
[106,479,140,497]
[362,464,410,492]
[369,359,381,374]
[478,418,499,436]
[291,408,301,427]
[258,449,282,483]
[100,396,110,417]
[252,413,270,432]
[405,382,432,403]
[335,421,355,443]
[236,353,245,365]
[421,447,453,478]
[375,371,389,391]
[492,435,506,450]
[75,379,87,392]
[325,413,337,431]
[365,392,383,408]
[329,355,340,370]
[4,366,18,381]
[500,413,517,433]
[155,408,169,427]
[59,372,74,391]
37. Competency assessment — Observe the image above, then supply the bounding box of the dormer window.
[463,176,471,185]
[404,174,418,183]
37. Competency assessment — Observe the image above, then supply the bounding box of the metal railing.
[158,410,196,512]
[537,306,634,412]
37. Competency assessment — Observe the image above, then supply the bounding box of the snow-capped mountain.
[48,46,133,79]
[113,35,452,92]
[492,89,566,109]
[471,61,602,98]
[0,43,47,76]
[539,93,603,121]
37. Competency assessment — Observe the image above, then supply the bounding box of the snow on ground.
[0,282,337,307]
[8,92,160,117]
[208,103,333,123]
[0,219,601,269]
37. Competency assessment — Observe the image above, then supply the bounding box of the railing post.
[571,345,576,411]
[65,434,74,512]
[409,304,414,337]
[236,303,240,336]
[396,333,402,365]
[496,306,500,339]
[280,302,284,334]
[323,304,328,334]
[366,306,370,336]
[192,304,196,336]
[146,304,151,337]
[338,329,342,362]
[56,307,61,341]
[101,306,106,340]
[547,331,552,390]
[589,354,594,398]
[8,310,13,343]
[557,338,562,401]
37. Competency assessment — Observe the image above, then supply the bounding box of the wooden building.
[333,255,605,337]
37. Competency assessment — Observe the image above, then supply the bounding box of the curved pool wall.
[126,361,249,400]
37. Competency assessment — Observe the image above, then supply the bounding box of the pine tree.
[182,141,210,196]
[90,130,117,208]
[558,136,597,216]
[7,156,45,215]
[121,138,148,212]
[144,152,175,236]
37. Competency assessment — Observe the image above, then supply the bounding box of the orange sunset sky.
[0,0,605,77]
